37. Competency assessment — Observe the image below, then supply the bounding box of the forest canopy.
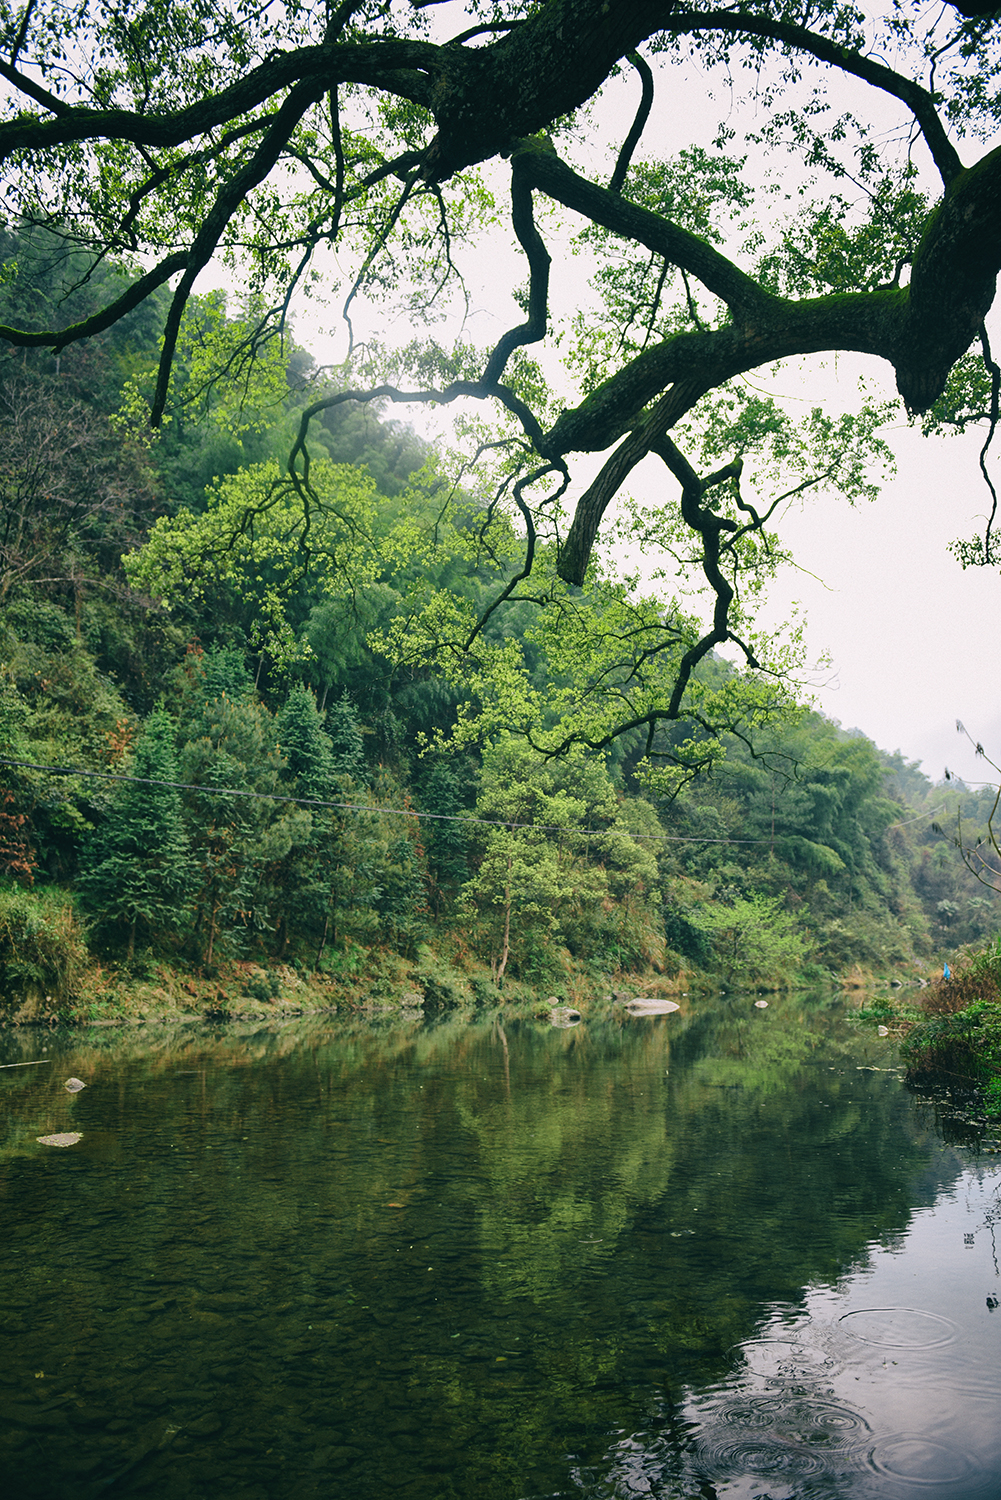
[1,0,1000,758]
[0,225,998,1000]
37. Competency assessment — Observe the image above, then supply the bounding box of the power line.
[0,754,767,843]
[0,753,952,847]
[0,753,770,845]
[886,805,949,830]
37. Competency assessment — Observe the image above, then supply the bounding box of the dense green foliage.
[0,883,87,1010]
[0,248,997,1007]
[895,940,1001,1116]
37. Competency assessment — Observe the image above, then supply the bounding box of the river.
[1,991,998,1499]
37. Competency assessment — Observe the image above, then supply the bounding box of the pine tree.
[77,708,192,958]
[0,676,37,884]
[417,757,472,915]
[372,826,428,958]
[277,683,335,801]
[325,692,367,784]
[178,687,296,967]
[270,683,335,956]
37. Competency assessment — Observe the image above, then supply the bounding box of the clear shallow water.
[0,993,998,1499]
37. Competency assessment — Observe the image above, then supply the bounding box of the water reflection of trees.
[0,999,965,1499]
[904,1071,1001,1151]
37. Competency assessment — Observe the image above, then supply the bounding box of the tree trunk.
[423,2,682,182]
[314,905,331,971]
[495,853,513,983]
[206,903,218,967]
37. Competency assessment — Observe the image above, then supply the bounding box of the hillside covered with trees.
[1,232,997,1020]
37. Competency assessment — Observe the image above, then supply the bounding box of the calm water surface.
[1,992,999,1499]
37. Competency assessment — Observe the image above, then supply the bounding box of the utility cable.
[0,753,766,842]
[0,754,957,846]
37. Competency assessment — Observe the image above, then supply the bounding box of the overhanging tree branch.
[0,39,438,166]
[0,0,999,646]
[649,432,754,721]
[152,78,326,424]
[462,465,568,651]
[0,250,188,350]
[521,146,770,321]
[481,152,551,386]
[609,51,655,194]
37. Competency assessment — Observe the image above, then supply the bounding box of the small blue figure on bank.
[944,963,951,980]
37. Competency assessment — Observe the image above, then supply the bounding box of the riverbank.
[3,946,709,1029]
[858,940,1001,1118]
[1,942,955,1031]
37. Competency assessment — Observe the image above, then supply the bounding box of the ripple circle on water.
[737,1337,835,1378]
[839,1307,958,1349]
[870,1433,981,1485]
[696,1436,830,1481]
[718,1395,870,1442]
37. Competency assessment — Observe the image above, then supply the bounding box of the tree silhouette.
[2,1,1000,738]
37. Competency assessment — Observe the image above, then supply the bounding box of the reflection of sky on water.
[584,1169,1001,1499]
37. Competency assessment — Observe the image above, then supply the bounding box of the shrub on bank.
[854,941,1001,1119]
[0,883,88,1016]
[901,1000,1001,1081]
[922,938,1001,1014]
[900,940,1001,1117]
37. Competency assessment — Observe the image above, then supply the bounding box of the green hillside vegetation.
[1,237,998,1023]
[858,776,1001,1122]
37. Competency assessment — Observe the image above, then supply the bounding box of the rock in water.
[37,1133,83,1147]
[64,1077,86,1092]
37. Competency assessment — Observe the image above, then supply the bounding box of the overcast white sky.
[755,414,1001,786]
[295,6,1001,788]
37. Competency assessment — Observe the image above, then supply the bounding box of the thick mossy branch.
[896,145,1001,413]
[523,149,770,323]
[555,377,710,584]
[0,252,188,350]
[421,0,679,181]
[536,117,1001,573]
[0,0,980,185]
[481,152,551,387]
[0,39,438,165]
[609,51,655,194]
